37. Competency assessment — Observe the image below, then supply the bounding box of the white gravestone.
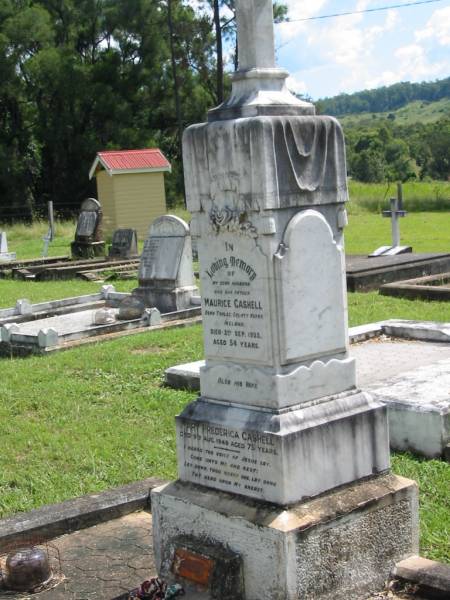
[133,215,198,313]
[151,2,418,598]
[0,232,16,262]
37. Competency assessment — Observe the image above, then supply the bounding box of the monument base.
[152,474,419,600]
[133,285,198,313]
[71,241,105,259]
[176,391,390,505]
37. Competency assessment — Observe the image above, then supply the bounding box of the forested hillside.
[314,80,450,185]
[317,78,450,116]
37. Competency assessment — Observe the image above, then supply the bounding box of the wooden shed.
[89,149,171,238]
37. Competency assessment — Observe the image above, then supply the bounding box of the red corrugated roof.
[98,149,171,171]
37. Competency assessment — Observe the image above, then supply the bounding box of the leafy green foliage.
[317,77,450,117]
[317,79,450,184]
[0,0,216,221]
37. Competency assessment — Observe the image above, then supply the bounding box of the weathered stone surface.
[75,198,102,240]
[134,215,198,313]
[108,228,138,259]
[184,117,347,213]
[177,392,389,505]
[71,198,105,259]
[117,296,146,321]
[393,556,450,599]
[275,210,348,364]
[0,479,163,548]
[37,328,59,348]
[152,475,419,600]
[154,2,413,597]
[93,308,116,325]
[368,358,450,458]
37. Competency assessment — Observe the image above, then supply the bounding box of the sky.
[275,0,450,99]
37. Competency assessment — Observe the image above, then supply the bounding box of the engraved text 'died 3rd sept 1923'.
[200,237,272,364]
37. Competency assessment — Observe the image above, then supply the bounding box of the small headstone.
[93,308,116,325]
[15,299,33,316]
[133,215,198,313]
[37,328,59,349]
[117,296,146,321]
[108,229,138,259]
[101,284,116,299]
[0,323,20,343]
[71,198,105,259]
[144,307,162,326]
[0,232,16,262]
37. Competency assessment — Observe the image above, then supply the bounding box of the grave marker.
[108,229,138,259]
[151,2,419,598]
[0,232,16,262]
[133,215,198,313]
[370,183,412,257]
[71,198,105,259]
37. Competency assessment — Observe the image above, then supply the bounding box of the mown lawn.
[0,207,449,563]
[0,297,449,561]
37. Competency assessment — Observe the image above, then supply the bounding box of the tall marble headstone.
[0,232,16,262]
[133,215,198,313]
[71,198,105,259]
[151,2,419,598]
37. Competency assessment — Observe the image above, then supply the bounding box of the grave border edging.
[0,477,167,550]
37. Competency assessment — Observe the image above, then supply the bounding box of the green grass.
[345,211,450,255]
[348,292,450,325]
[348,181,450,214]
[0,279,138,309]
[0,209,449,562]
[1,220,75,260]
[0,321,448,561]
[392,454,449,562]
[0,326,203,517]
[339,98,450,128]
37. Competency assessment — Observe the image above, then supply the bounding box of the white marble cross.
[235,0,276,71]
[383,196,407,247]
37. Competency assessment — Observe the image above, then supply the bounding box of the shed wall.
[112,172,167,238]
[96,170,116,237]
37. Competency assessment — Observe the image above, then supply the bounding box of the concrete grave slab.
[346,253,450,292]
[381,271,450,302]
[0,283,202,355]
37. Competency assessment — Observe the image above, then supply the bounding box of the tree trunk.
[213,0,224,103]
[167,0,186,203]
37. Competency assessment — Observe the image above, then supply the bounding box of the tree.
[0,0,217,218]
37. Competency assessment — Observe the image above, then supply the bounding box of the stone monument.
[0,232,16,262]
[151,2,419,598]
[370,183,412,257]
[71,198,105,259]
[108,228,138,259]
[133,215,198,313]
